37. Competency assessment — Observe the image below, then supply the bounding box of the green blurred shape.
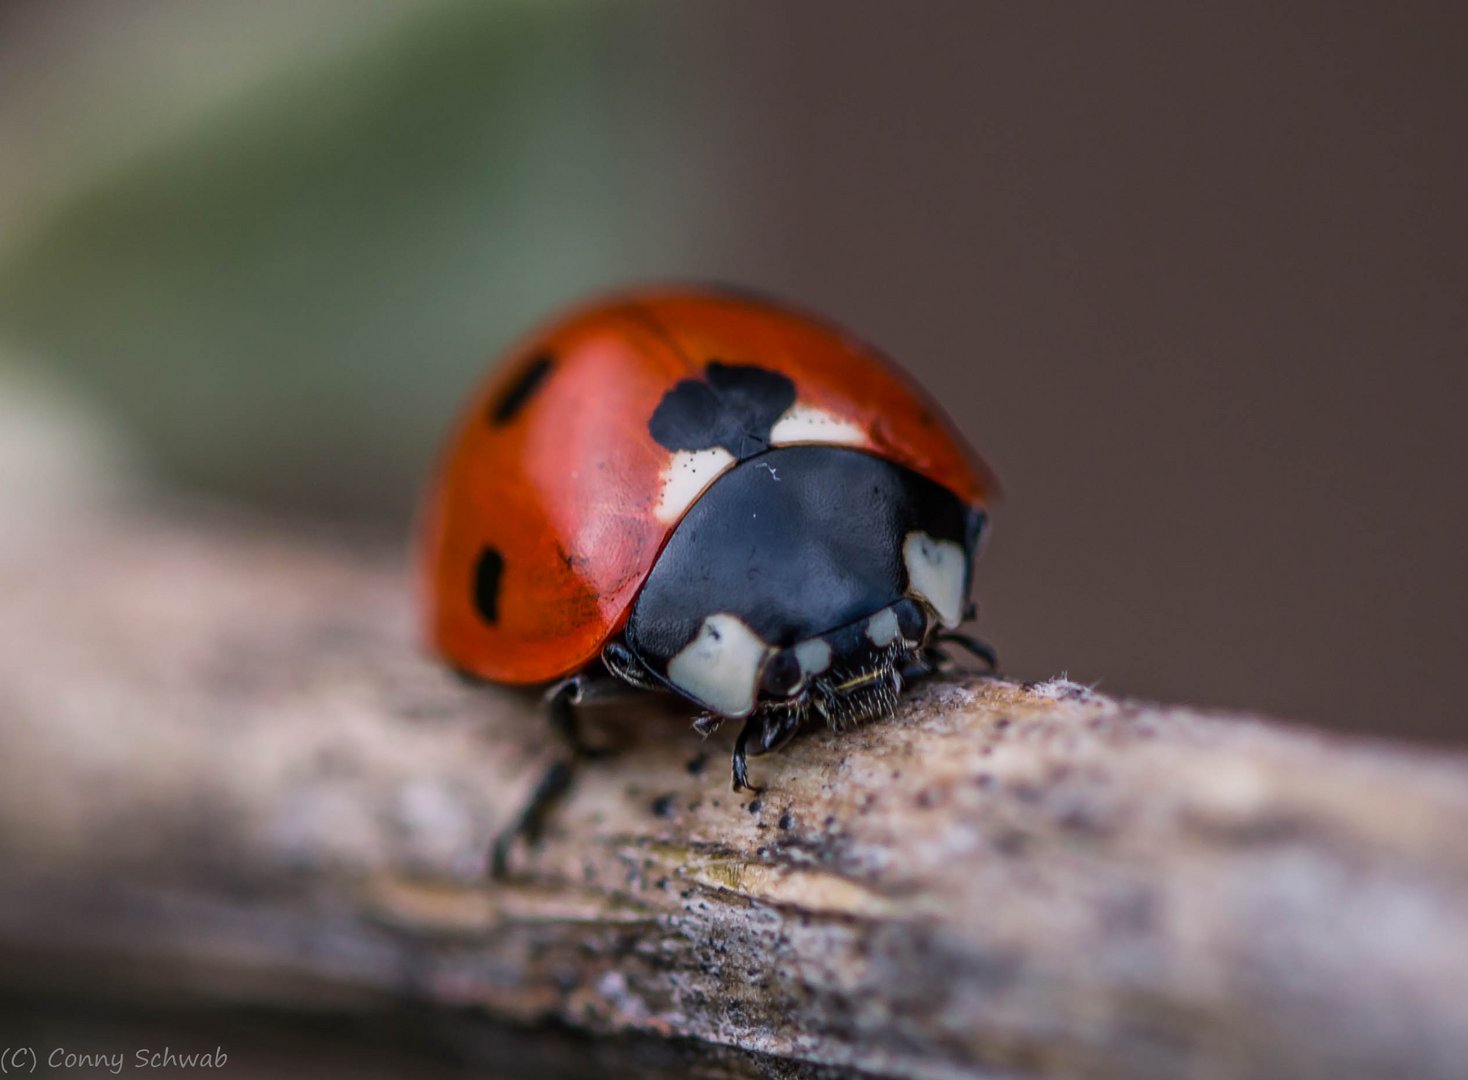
[0,1,716,520]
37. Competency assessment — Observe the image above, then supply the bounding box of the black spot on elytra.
[648,362,796,459]
[490,354,553,425]
[473,547,504,623]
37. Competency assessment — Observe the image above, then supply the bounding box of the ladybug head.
[746,595,937,744]
[617,444,983,734]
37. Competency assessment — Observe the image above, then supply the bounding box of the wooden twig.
[2,499,1466,1079]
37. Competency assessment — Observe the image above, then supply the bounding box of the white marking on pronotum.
[865,606,901,647]
[902,531,968,628]
[667,613,773,718]
[793,637,833,677]
[769,404,869,447]
[655,447,736,523]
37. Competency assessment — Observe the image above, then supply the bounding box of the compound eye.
[893,598,929,644]
[760,649,803,698]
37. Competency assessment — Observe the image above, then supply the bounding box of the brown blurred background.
[1,1,1465,741]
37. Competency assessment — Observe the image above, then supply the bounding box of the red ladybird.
[418,288,999,872]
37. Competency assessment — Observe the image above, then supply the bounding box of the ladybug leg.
[898,651,941,684]
[731,714,764,793]
[933,632,999,672]
[601,640,665,693]
[545,677,617,761]
[491,675,598,879]
[759,707,803,755]
[491,761,574,879]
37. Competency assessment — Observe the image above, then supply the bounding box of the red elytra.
[416,288,998,687]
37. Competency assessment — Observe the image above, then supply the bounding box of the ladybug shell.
[417,289,998,686]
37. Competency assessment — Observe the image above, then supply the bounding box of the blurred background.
[1,0,1464,742]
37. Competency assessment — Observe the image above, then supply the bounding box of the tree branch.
[2,500,1466,1079]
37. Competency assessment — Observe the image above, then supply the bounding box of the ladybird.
[417,288,999,873]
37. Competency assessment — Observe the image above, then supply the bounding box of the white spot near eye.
[793,638,833,677]
[667,613,772,718]
[655,447,736,523]
[769,403,869,448]
[903,531,968,628]
[865,607,901,647]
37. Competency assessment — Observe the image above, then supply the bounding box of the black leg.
[759,707,803,754]
[543,675,616,761]
[490,675,601,880]
[601,641,666,692]
[491,759,573,878]
[898,652,940,683]
[731,714,762,793]
[935,632,999,672]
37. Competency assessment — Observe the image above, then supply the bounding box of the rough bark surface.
[2,498,1467,1079]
